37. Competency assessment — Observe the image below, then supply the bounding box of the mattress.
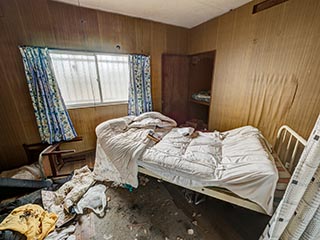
[139,126,279,215]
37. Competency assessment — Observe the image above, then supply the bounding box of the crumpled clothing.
[0,204,57,240]
[0,163,42,180]
[0,190,42,223]
[0,229,27,240]
[41,190,75,228]
[54,166,95,210]
[42,166,94,227]
[74,184,107,217]
[44,224,76,240]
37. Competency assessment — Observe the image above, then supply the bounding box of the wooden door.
[162,54,189,124]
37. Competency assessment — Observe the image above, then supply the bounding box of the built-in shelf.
[190,99,210,106]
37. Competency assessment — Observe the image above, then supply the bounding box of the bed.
[93,112,306,216]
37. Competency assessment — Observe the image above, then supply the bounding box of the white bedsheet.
[94,113,278,215]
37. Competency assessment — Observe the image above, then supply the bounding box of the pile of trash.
[0,166,109,240]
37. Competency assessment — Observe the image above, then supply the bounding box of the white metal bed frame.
[138,125,307,215]
[275,125,307,174]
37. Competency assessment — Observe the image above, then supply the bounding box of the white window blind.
[49,50,129,108]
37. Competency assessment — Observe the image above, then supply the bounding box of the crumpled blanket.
[0,204,57,240]
[54,166,95,210]
[42,166,95,227]
[93,112,177,187]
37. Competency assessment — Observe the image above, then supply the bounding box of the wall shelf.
[190,99,210,106]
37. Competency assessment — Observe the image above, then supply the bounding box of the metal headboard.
[274,125,307,174]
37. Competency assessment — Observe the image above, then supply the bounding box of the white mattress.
[139,126,278,215]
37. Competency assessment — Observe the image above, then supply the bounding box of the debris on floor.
[183,190,206,205]
[0,165,203,240]
[75,184,107,217]
[187,229,194,235]
[54,166,95,211]
[0,162,42,180]
[41,190,76,228]
[41,166,95,228]
[139,175,150,186]
[0,204,57,240]
[92,178,202,240]
[0,165,106,240]
[45,224,76,240]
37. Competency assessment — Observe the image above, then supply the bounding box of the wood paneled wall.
[0,0,187,170]
[188,0,320,144]
[1,0,319,171]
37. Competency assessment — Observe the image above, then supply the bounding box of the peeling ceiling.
[52,0,252,28]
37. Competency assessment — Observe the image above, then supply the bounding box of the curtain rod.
[19,45,150,57]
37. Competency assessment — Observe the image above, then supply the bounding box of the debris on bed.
[179,119,208,131]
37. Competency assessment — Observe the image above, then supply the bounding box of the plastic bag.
[74,184,107,217]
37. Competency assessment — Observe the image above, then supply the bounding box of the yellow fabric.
[0,204,57,240]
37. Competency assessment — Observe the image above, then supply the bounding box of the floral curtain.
[19,46,77,144]
[260,114,320,240]
[128,54,153,115]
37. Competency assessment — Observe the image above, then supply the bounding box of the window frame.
[49,49,130,109]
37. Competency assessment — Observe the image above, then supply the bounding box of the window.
[49,50,129,108]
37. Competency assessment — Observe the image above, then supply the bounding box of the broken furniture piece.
[39,136,83,178]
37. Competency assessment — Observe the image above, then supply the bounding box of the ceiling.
[52,0,252,28]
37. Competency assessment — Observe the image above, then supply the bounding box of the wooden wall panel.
[0,0,187,170]
[188,18,219,55]
[63,104,128,152]
[188,0,320,144]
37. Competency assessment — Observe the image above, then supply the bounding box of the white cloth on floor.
[0,162,42,180]
[74,184,107,217]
